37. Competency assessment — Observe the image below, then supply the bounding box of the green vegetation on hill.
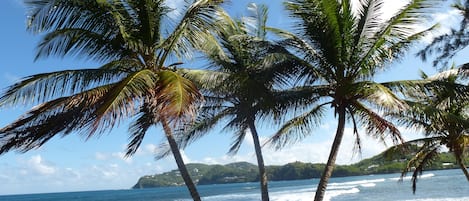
[132,151,468,189]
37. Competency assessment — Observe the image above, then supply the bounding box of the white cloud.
[365,0,462,45]
[381,0,410,20]
[145,144,157,152]
[184,125,424,167]
[95,152,108,160]
[179,150,192,163]
[92,164,119,179]
[421,8,463,44]
[27,155,56,175]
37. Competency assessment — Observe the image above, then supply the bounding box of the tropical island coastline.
[133,149,466,189]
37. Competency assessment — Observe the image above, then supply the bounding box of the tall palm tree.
[164,4,304,201]
[388,67,469,193]
[0,1,225,200]
[267,0,436,200]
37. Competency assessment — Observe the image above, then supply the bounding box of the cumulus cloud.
[27,155,57,175]
[144,144,157,153]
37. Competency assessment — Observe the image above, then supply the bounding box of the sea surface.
[1,169,468,201]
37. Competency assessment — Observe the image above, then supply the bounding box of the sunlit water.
[1,169,468,201]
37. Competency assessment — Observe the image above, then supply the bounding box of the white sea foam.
[203,192,259,200]
[390,173,435,181]
[327,178,381,189]
[271,191,314,201]
[270,186,360,201]
[324,187,360,201]
[329,178,385,186]
[327,185,357,190]
[403,197,469,201]
[360,183,376,187]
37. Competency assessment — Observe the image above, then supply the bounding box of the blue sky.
[0,0,467,196]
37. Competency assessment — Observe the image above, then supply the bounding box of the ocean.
[1,169,468,201]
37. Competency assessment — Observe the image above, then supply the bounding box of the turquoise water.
[1,169,468,201]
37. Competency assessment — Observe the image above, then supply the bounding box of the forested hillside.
[133,150,467,188]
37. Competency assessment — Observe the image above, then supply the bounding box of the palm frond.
[401,141,440,193]
[269,26,330,82]
[126,103,156,157]
[358,81,408,111]
[427,63,469,80]
[354,0,384,49]
[175,107,233,152]
[227,124,249,155]
[350,101,403,146]
[92,69,158,134]
[356,0,437,73]
[0,68,127,108]
[26,0,112,33]
[383,79,435,100]
[177,68,230,92]
[35,28,125,62]
[268,102,328,150]
[0,85,114,154]
[272,85,332,115]
[242,3,268,39]
[153,70,203,123]
[157,0,225,63]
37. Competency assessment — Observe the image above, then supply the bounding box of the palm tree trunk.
[314,105,347,201]
[455,152,469,181]
[247,120,270,201]
[161,117,201,201]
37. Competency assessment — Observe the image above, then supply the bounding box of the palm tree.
[388,67,469,193]
[266,1,437,200]
[0,1,225,200]
[164,4,304,201]
[418,0,469,68]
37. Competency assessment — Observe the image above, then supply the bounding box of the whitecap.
[203,192,259,200]
[402,197,469,201]
[389,173,435,181]
[360,183,376,187]
[324,187,360,201]
[329,178,385,186]
[271,191,315,201]
[327,185,357,190]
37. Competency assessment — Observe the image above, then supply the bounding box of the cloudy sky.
[0,0,467,196]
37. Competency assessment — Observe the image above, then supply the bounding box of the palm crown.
[266,0,437,200]
[0,0,223,155]
[388,67,469,193]
[0,0,225,200]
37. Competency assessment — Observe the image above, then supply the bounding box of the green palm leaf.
[154,70,202,122]
[0,68,127,107]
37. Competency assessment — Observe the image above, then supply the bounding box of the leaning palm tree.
[0,1,225,200]
[388,67,469,193]
[267,0,437,200]
[164,4,304,201]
